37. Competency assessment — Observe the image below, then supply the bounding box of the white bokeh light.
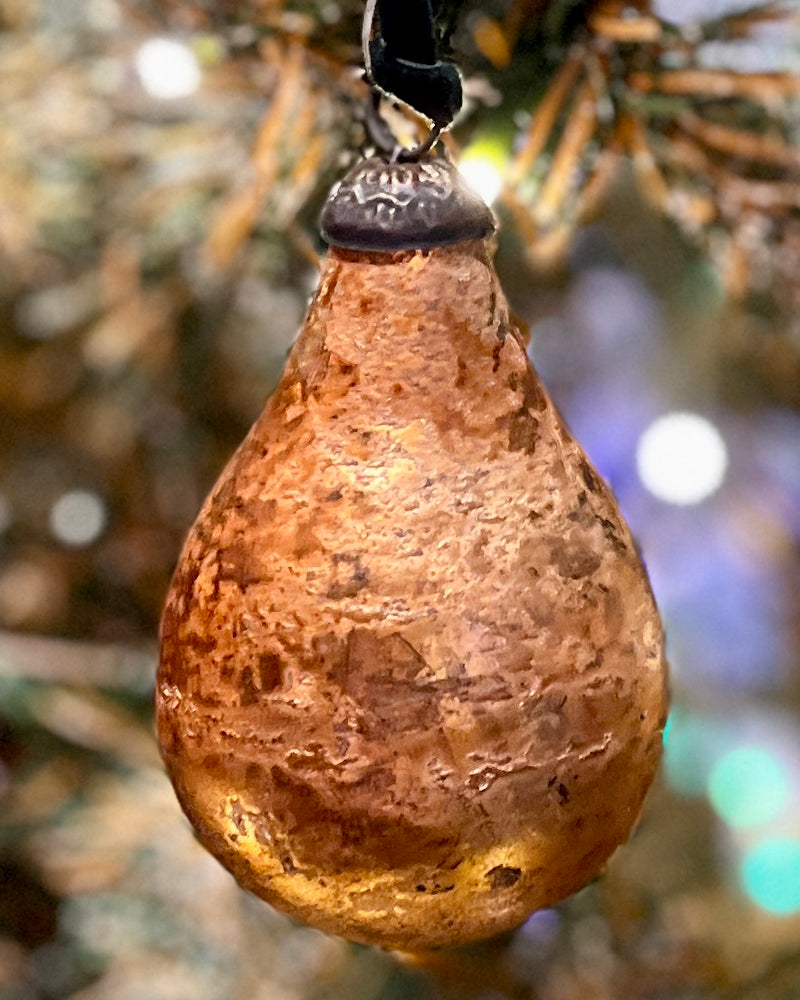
[652,0,759,25]
[458,157,503,206]
[636,412,728,506]
[135,38,201,100]
[49,490,108,547]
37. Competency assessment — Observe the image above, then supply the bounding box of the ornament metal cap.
[320,155,496,252]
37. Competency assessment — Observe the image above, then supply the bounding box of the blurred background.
[2,1,800,997]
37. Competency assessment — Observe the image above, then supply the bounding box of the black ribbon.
[367,0,463,131]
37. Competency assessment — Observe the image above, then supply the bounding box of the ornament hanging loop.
[361,0,461,162]
[364,91,442,163]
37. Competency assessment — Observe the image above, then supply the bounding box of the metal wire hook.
[362,0,378,84]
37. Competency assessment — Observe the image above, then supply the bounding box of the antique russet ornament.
[156,152,668,950]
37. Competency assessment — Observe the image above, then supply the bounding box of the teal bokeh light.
[707,746,790,828]
[741,838,800,915]
[662,708,729,796]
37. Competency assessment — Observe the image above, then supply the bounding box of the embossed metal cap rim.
[321,155,496,251]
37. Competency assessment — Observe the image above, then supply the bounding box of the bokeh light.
[518,908,561,944]
[662,708,730,797]
[49,490,107,548]
[741,838,800,915]
[135,38,202,100]
[653,0,765,26]
[458,143,504,205]
[708,746,790,828]
[636,411,728,505]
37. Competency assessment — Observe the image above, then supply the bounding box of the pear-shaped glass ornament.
[156,151,667,950]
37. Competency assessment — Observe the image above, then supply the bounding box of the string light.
[49,490,107,547]
[458,143,505,205]
[135,38,202,100]
[741,838,800,915]
[636,412,728,505]
[707,746,790,828]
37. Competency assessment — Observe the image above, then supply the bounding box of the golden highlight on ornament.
[156,155,668,951]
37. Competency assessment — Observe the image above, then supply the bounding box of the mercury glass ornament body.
[157,156,667,950]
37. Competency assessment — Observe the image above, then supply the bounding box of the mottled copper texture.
[157,235,667,950]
